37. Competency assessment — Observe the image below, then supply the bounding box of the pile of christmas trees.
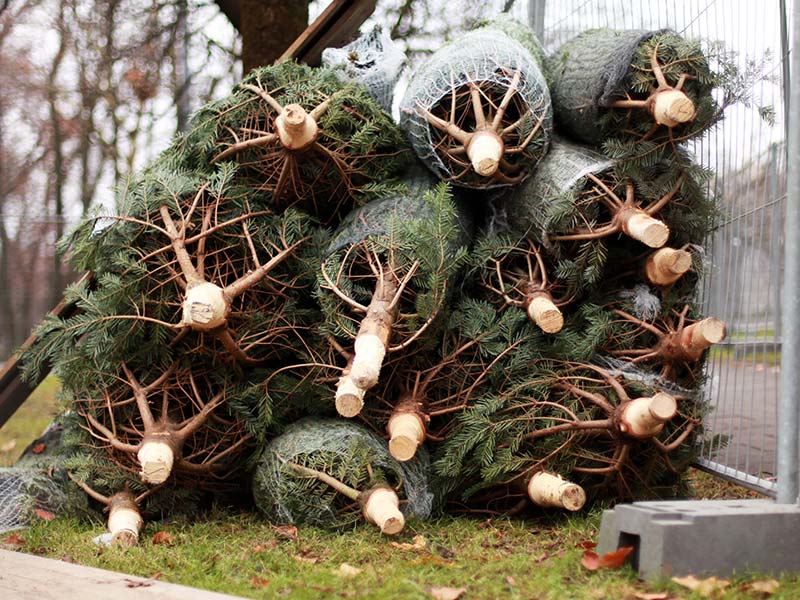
[15,19,736,544]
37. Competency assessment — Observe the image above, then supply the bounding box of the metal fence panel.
[536,0,788,496]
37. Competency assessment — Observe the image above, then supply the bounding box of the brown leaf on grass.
[1,533,26,550]
[576,540,598,550]
[250,577,269,587]
[271,524,298,541]
[581,551,601,570]
[390,534,427,551]
[0,440,17,452]
[152,531,175,546]
[31,443,46,454]
[335,563,362,577]
[741,579,780,595]
[633,592,670,600]
[581,546,634,571]
[428,586,467,600]
[505,575,516,586]
[34,508,55,521]
[672,575,730,597]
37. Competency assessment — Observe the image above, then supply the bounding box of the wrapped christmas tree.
[502,138,715,297]
[400,26,552,188]
[25,162,320,373]
[67,359,253,486]
[316,167,472,417]
[468,233,571,333]
[177,62,409,224]
[548,29,720,152]
[435,358,700,513]
[252,419,432,534]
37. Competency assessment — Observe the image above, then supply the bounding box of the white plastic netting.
[322,25,407,113]
[399,27,552,189]
[618,284,663,322]
[0,467,69,534]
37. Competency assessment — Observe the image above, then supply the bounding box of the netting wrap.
[252,419,433,529]
[322,25,407,113]
[0,468,75,534]
[503,137,614,240]
[325,167,442,256]
[400,28,552,189]
[548,28,716,146]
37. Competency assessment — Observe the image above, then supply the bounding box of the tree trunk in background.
[47,3,68,309]
[238,0,308,72]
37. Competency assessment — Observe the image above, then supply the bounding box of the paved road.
[699,356,779,481]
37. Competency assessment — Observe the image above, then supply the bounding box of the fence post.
[528,0,546,41]
[777,0,800,504]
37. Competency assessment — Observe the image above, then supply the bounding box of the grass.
[708,346,781,366]
[0,376,61,467]
[2,380,798,598]
[11,487,799,600]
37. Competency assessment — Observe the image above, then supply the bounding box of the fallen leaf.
[672,575,730,597]
[335,563,362,577]
[34,508,55,521]
[59,554,74,563]
[150,572,164,580]
[271,524,298,541]
[250,577,269,587]
[1,533,26,550]
[581,546,634,571]
[598,546,634,569]
[152,531,175,546]
[428,586,467,600]
[576,540,598,550]
[633,592,670,600]
[31,443,46,454]
[741,579,780,595]
[391,534,427,551]
[505,575,516,586]
[0,440,17,452]
[581,551,601,571]
[124,579,151,588]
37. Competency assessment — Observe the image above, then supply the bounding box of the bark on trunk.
[238,0,309,72]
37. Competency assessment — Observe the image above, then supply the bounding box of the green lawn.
[10,501,798,600]
[0,376,61,467]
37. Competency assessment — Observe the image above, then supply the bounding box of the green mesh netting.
[252,419,433,529]
[503,136,613,242]
[548,29,717,147]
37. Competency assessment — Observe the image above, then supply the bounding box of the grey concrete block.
[597,499,800,579]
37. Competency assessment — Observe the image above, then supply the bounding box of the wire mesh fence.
[534,0,789,496]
